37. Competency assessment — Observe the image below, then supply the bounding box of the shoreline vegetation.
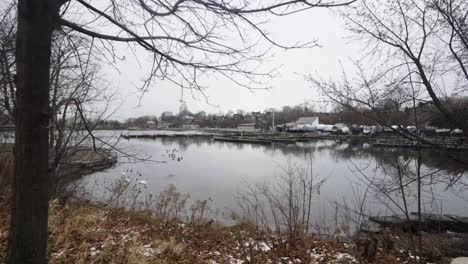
[0,171,461,264]
[0,200,451,264]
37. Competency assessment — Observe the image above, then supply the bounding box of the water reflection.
[80,135,468,232]
[137,136,468,173]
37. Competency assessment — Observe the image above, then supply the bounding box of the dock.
[213,136,273,145]
[121,133,213,140]
[363,213,468,233]
[373,137,468,151]
[120,130,468,151]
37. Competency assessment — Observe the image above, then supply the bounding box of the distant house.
[146,120,157,129]
[295,117,319,126]
[181,115,198,129]
[182,115,194,122]
[158,121,173,129]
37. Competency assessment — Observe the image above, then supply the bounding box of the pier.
[120,130,468,151]
[363,213,468,233]
[121,133,213,140]
[374,137,468,151]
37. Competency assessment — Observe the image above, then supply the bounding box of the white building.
[295,117,319,126]
[146,120,157,129]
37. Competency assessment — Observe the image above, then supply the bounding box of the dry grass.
[0,201,438,264]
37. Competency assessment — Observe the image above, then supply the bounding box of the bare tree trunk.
[6,0,56,263]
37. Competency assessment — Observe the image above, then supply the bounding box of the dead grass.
[1,201,440,264]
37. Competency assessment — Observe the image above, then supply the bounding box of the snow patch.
[254,241,271,252]
[51,250,66,259]
[335,252,357,262]
[90,247,100,257]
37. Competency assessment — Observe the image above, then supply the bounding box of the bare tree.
[1,4,117,198]
[237,158,325,245]
[47,31,119,198]
[312,0,468,139]
[0,4,15,202]
[6,0,357,263]
[0,3,16,119]
[307,0,468,258]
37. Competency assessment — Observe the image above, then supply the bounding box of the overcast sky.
[97,6,361,120]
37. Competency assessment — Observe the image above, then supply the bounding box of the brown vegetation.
[0,201,423,264]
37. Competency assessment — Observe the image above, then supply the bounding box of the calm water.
[78,130,468,228]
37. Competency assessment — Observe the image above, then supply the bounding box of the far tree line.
[95,96,468,130]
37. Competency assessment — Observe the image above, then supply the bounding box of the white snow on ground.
[254,241,272,252]
[90,247,100,257]
[208,252,244,264]
[206,250,361,264]
[227,255,244,264]
[141,243,156,257]
[51,250,66,259]
[335,252,357,262]
[309,248,325,261]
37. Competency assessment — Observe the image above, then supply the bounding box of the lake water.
[78,130,468,231]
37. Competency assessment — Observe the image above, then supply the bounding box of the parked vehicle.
[451,129,463,136]
[362,126,371,135]
[317,124,338,133]
[339,126,350,134]
[436,128,451,136]
[350,124,362,135]
[407,126,417,134]
[420,127,436,136]
[303,124,317,132]
[284,123,297,132]
[370,126,381,135]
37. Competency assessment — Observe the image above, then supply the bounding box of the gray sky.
[98,7,361,120]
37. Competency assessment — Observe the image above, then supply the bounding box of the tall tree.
[7,0,57,263]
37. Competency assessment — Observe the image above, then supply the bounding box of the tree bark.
[6,0,57,263]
